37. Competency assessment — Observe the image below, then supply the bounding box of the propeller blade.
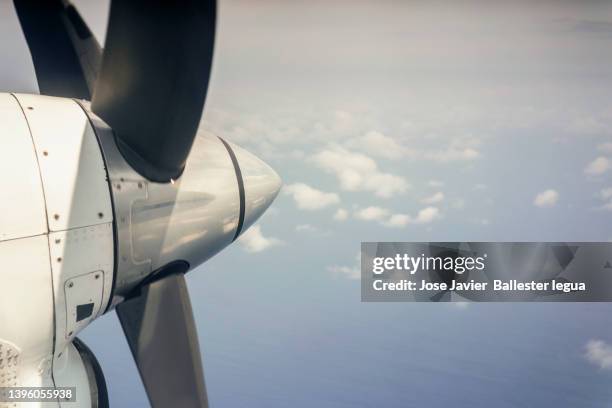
[91,0,217,182]
[116,273,208,408]
[13,0,101,99]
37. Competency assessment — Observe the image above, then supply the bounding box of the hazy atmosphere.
[2,0,612,406]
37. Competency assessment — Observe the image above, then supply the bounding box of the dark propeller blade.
[116,273,208,408]
[13,0,101,99]
[91,0,217,182]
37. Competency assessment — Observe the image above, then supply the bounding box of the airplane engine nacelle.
[0,92,280,405]
[0,93,114,406]
[81,100,281,307]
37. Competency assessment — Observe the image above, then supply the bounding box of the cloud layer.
[585,157,610,176]
[239,225,282,253]
[333,208,349,221]
[311,146,409,198]
[284,183,340,210]
[534,189,559,208]
[585,339,612,370]
[354,206,441,228]
[422,191,445,204]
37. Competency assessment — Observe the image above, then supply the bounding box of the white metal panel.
[63,271,104,339]
[0,235,55,392]
[0,93,47,241]
[47,223,113,351]
[131,133,241,271]
[12,94,112,232]
[53,342,92,408]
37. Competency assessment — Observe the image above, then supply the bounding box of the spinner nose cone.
[227,141,282,233]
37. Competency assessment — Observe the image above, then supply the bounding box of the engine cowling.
[0,92,280,406]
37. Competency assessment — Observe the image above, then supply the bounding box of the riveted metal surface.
[0,235,55,390]
[80,102,241,308]
[48,223,113,352]
[80,108,152,307]
[63,272,104,340]
[12,94,112,232]
[0,94,47,242]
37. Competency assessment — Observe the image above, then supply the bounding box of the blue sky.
[3,0,612,406]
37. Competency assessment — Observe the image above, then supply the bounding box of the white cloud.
[327,265,360,280]
[533,189,559,208]
[350,134,480,163]
[284,183,340,210]
[598,188,612,211]
[383,214,411,228]
[239,225,282,253]
[585,339,612,370]
[451,302,470,309]
[311,146,409,198]
[585,156,610,176]
[328,253,361,280]
[422,191,445,204]
[354,206,390,222]
[333,208,349,221]
[428,180,445,188]
[354,131,406,159]
[309,109,370,142]
[598,142,612,154]
[413,206,441,223]
[331,110,357,134]
[356,206,440,227]
[425,147,480,162]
